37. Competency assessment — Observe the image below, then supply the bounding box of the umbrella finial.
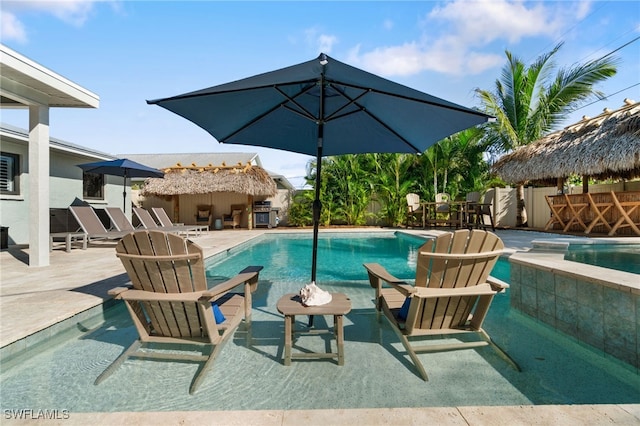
[319,53,328,66]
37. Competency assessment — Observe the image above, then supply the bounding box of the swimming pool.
[0,232,637,412]
[205,232,510,284]
[564,243,640,274]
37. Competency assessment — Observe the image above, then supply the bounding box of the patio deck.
[1,227,638,425]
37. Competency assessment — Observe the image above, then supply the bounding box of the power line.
[598,35,640,61]
[577,28,639,64]
[574,82,640,112]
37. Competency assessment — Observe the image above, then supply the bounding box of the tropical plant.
[323,155,372,225]
[369,153,416,226]
[476,42,617,226]
[287,190,314,226]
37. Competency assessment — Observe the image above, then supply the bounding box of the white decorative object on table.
[299,282,332,306]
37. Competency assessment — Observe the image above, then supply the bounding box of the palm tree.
[476,42,617,226]
[370,153,416,227]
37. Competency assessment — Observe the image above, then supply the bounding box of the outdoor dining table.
[421,201,465,228]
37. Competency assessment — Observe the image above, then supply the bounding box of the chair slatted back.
[465,192,481,203]
[412,229,503,332]
[116,230,208,338]
[435,193,451,213]
[406,193,420,212]
[152,207,174,227]
[69,206,109,234]
[133,207,161,229]
[480,191,494,215]
[105,207,136,232]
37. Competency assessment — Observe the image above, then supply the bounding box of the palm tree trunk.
[516,184,528,227]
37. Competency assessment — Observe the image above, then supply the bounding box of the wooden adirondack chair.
[363,229,519,380]
[94,230,262,394]
[405,193,424,228]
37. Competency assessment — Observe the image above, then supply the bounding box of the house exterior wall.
[1,138,123,245]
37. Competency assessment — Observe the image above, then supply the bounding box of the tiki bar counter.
[545,191,640,236]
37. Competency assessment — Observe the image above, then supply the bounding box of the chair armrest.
[363,263,416,296]
[119,289,205,303]
[486,275,510,293]
[413,283,495,299]
[203,266,263,299]
[107,285,133,298]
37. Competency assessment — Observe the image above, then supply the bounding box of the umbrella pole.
[309,68,326,328]
[122,174,127,213]
[311,145,322,283]
[311,68,326,285]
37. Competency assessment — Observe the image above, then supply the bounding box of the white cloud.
[305,26,338,54]
[428,0,563,44]
[0,11,27,43]
[349,0,577,78]
[0,0,109,42]
[318,34,338,54]
[575,0,593,20]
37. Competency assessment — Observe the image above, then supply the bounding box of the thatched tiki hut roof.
[492,99,640,184]
[141,162,277,197]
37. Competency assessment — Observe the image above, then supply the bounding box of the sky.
[1,0,639,189]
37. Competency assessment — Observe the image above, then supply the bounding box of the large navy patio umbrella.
[77,158,164,213]
[147,53,492,283]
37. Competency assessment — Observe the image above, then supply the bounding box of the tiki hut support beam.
[173,195,180,223]
[247,194,254,230]
[583,175,589,194]
[557,177,564,194]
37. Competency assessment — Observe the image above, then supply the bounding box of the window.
[0,152,20,195]
[83,172,104,199]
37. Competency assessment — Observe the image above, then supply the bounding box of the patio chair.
[152,207,208,235]
[467,192,495,231]
[133,207,199,238]
[104,207,136,232]
[424,193,453,228]
[223,204,244,229]
[94,230,263,394]
[363,229,520,381]
[69,206,130,242]
[195,204,213,227]
[461,192,481,228]
[405,193,424,228]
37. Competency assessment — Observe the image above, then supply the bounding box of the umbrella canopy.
[148,53,492,282]
[492,99,640,184]
[78,158,164,212]
[141,163,277,197]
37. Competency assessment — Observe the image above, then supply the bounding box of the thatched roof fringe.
[163,161,253,174]
[492,99,640,184]
[140,165,277,197]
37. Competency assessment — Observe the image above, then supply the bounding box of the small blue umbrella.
[77,158,164,212]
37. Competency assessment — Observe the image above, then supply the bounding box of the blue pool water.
[564,243,640,274]
[206,232,511,285]
[1,231,637,413]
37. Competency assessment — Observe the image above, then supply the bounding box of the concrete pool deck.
[1,227,639,425]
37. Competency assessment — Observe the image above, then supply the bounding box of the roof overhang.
[1,123,114,160]
[0,44,99,108]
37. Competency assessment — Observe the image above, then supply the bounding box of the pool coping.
[2,405,639,425]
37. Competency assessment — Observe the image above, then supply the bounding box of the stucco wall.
[1,140,125,245]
